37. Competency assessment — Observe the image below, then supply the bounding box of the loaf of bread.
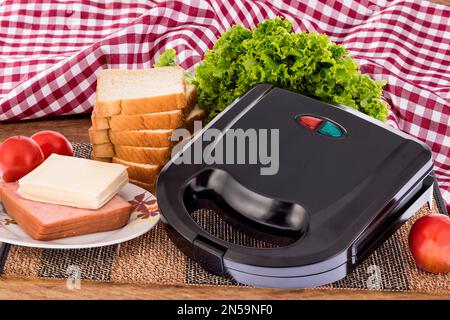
[89,67,207,192]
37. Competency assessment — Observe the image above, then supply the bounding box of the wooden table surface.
[1,116,449,300]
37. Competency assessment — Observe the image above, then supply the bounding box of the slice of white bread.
[109,110,183,132]
[114,145,171,165]
[107,84,197,131]
[91,143,115,158]
[109,129,173,148]
[184,104,207,133]
[112,157,160,184]
[88,128,110,145]
[91,114,109,130]
[95,67,186,117]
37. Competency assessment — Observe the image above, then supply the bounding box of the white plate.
[0,183,160,249]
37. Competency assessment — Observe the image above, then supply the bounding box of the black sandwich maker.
[157,84,434,288]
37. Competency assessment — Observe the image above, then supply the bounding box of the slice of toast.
[95,67,186,117]
[114,145,171,165]
[112,157,160,184]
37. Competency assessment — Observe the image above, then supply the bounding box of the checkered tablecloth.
[0,0,448,210]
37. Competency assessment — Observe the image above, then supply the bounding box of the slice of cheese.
[18,154,128,210]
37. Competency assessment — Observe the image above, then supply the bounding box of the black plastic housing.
[157,85,433,288]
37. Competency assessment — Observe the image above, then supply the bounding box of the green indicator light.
[318,121,342,137]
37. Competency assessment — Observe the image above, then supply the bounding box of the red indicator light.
[297,116,323,131]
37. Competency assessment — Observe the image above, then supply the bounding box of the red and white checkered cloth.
[0,0,449,209]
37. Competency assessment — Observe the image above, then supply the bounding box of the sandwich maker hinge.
[351,174,434,263]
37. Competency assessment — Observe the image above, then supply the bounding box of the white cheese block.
[18,154,129,209]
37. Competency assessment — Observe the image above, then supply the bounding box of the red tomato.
[31,130,73,159]
[0,136,44,182]
[409,214,450,274]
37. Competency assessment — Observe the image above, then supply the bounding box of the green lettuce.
[154,48,195,84]
[154,48,177,67]
[194,17,389,122]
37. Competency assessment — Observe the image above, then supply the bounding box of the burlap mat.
[0,143,448,293]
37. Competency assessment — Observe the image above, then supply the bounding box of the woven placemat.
[0,143,448,293]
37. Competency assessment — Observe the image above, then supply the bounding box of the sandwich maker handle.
[159,167,310,275]
[183,168,309,246]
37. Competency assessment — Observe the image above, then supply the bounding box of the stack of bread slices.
[89,67,206,193]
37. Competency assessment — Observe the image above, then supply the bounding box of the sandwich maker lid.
[157,84,433,287]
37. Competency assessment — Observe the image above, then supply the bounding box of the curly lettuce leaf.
[154,48,195,85]
[154,48,177,67]
[195,17,388,122]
